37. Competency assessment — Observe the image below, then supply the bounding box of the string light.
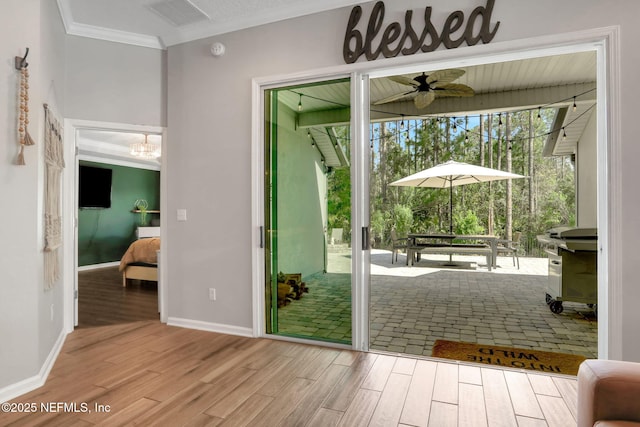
[288,86,595,149]
[562,127,567,141]
[298,93,303,112]
[363,103,595,150]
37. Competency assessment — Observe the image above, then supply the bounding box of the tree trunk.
[434,119,440,165]
[528,111,535,218]
[380,122,387,204]
[445,118,451,157]
[487,114,494,235]
[505,113,513,241]
[497,113,502,171]
[479,114,485,166]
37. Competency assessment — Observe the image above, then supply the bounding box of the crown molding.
[66,21,165,50]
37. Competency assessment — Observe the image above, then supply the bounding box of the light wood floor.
[2,320,578,426]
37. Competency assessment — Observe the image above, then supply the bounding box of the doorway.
[63,120,166,332]
[263,78,353,344]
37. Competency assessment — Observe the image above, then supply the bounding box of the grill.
[537,227,597,315]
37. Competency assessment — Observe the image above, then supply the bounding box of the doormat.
[432,340,586,375]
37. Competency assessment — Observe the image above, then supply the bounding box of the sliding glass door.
[264,78,353,344]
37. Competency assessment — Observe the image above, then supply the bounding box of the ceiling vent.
[147,0,210,27]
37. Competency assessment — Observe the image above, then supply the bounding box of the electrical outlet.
[209,288,216,301]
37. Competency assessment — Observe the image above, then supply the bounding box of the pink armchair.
[578,359,640,427]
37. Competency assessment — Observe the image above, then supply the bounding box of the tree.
[366,107,574,255]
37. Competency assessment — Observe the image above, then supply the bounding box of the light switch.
[177,209,187,221]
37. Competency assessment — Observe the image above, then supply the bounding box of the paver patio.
[277,248,598,360]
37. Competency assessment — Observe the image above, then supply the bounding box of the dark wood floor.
[77,266,159,327]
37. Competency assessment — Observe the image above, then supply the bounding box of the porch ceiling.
[281,50,597,162]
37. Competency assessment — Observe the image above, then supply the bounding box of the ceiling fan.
[374,69,475,109]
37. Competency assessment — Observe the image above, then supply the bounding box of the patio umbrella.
[389,160,525,234]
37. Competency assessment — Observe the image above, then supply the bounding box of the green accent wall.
[78,161,160,266]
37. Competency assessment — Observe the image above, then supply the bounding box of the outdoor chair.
[390,229,407,264]
[330,228,343,245]
[497,231,521,269]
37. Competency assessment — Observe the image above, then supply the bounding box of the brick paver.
[276,248,598,360]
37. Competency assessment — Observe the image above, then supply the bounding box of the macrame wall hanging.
[16,48,34,165]
[43,104,64,289]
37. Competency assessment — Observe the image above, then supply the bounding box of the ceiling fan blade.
[387,75,419,87]
[414,91,436,109]
[373,89,417,105]
[433,83,475,97]
[427,69,466,86]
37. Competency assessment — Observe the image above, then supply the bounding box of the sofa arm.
[578,359,640,427]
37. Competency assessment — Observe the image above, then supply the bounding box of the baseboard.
[167,317,254,338]
[78,261,120,271]
[0,329,67,403]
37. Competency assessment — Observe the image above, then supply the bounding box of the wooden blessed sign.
[343,0,500,64]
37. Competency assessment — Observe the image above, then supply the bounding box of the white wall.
[0,0,66,394]
[1,0,166,399]
[166,0,640,361]
[65,36,166,126]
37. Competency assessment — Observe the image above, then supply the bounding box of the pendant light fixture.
[130,134,161,159]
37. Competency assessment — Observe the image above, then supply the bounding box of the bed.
[118,237,160,287]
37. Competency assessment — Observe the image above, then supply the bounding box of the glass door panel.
[264,78,352,344]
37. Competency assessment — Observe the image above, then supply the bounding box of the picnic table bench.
[406,234,496,270]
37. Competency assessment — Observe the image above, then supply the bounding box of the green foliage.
[327,167,351,242]
[370,210,388,246]
[453,210,485,235]
[326,110,576,254]
[392,204,413,236]
[367,109,576,255]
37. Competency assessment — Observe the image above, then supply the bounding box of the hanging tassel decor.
[17,52,34,165]
[43,104,65,288]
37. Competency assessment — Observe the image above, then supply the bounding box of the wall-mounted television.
[79,165,112,209]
